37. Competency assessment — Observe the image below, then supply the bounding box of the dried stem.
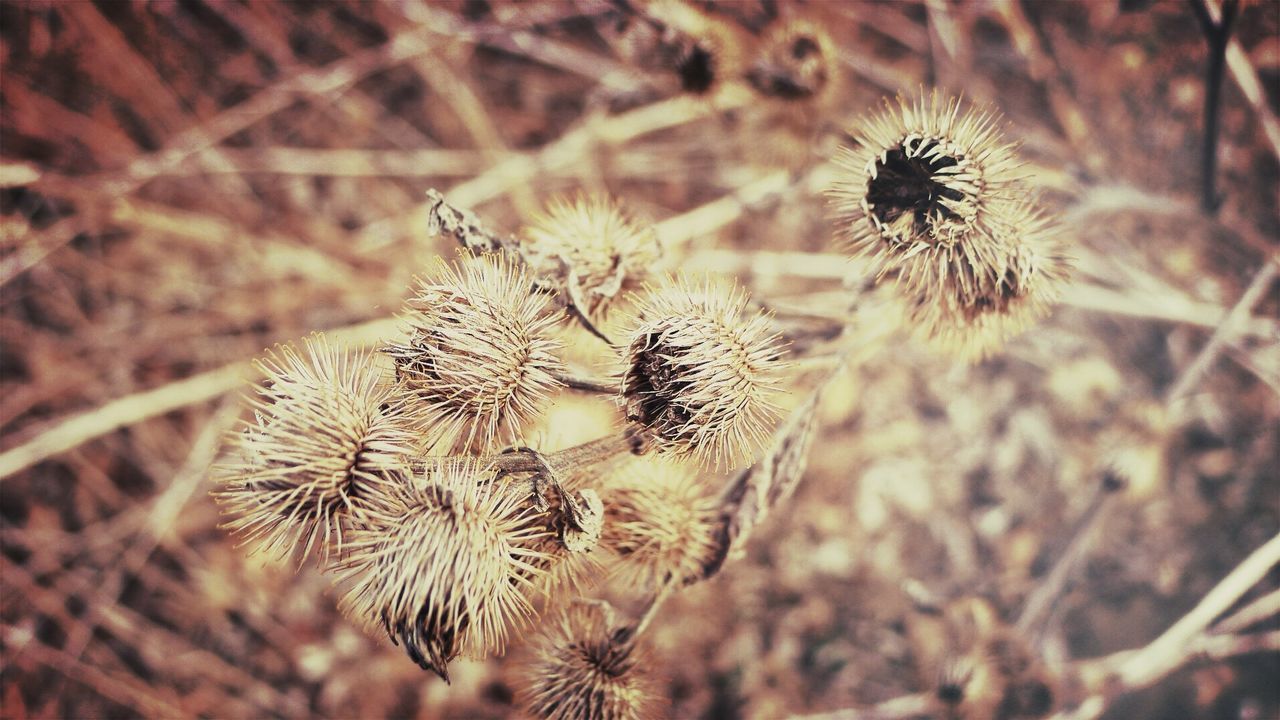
[1213,587,1280,635]
[1189,0,1241,214]
[1015,472,1127,644]
[1165,255,1279,406]
[553,373,619,395]
[1104,530,1280,689]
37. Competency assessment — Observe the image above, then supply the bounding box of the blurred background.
[1,1,1277,718]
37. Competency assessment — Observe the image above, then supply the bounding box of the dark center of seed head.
[679,44,716,94]
[866,143,965,235]
[626,338,694,438]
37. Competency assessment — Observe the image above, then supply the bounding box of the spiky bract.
[621,277,784,469]
[387,253,565,453]
[518,603,662,720]
[213,334,414,563]
[905,200,1070,360]
[828,91,1025,302]
[332,460,551,681]
[601,457,719,590]
[522,195,661,322]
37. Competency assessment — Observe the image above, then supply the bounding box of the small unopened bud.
[746,20,838,104]
[906,200,1070,360]
[522,195,661,322]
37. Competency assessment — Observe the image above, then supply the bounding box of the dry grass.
[1,1,1277,718]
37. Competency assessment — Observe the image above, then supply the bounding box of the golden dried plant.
[212,334,415,563]
[330,460,551,681]
[827,91,1026,303]
[907,597,1058,720]
[641,0,747,96]
[522,195,662,322]
[620,277,785,469]
[746,19,839,106]
[905,200,1071,359]
[600,456,719,590]
[517,602,663,720]
[521,487,607,603]
[386,253,566,453]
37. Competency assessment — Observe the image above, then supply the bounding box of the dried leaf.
[698,385,821,580]
[562,488,604,553]
[424,189,518,255]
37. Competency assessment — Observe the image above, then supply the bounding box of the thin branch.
[1189,0,1241,213]
[0,318,399,480]
[1016,472,1127,643]
[789,693,933,720]
[1108,531,1280,688]
[1203,0,1280,160]
[1213,587,1280,635]
[1165,255,1279,406]
[554,373,619,395]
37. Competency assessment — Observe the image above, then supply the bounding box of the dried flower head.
[601,457,719,590]
[522,195,661,321]
[518,603,662,720]
[641,0,744,96]
[746,20,838,104]
[906,201,1070,360]
[332,460,550,681]
[828,91,1025,301]
[621,277,784,468]
[213,335,414,562]
[386,253,565,453]
[504,483,607,611]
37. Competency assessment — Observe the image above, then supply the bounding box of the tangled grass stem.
[419,427,645,479]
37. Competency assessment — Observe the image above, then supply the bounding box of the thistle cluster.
[212,194,787,706]
[828,91,1071,358]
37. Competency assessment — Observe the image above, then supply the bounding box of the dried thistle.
[746,20,838,105]
[521,487,606,604]
[213,334,414,563]
[518,602,662,720]
[828,91,1026,303]
[641,0,745,96]
[331,460,551,681]
[601,457,719,590]
[522,195,661,322]
[620,277,785,469]
[910,597,1057,719]
[386,253,566,453]
[906,201,1071,360]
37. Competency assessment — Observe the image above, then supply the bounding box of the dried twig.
[1165,255,1280,406]
[1189,0,1241,213]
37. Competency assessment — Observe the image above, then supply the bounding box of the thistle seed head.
[518,603,662,720]
[601,457,719,590]
[331,460,551,681]
[213,334,414,563]
[746,20,837,104]
[502,480,607,610]
[906,200,1070,360]
[828,91,1024,298]
[522,195,661,322]
[386,253,566,453]
[620,277,784,469]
